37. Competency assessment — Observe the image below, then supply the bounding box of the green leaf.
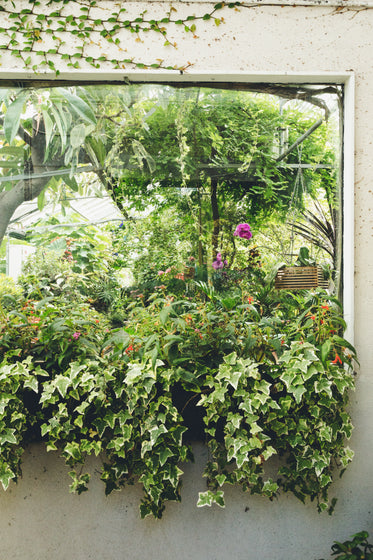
[227,412,242,430]
[70,123,86,148]
[61,173,79,192]
[211,386,226,403]
[290,384,306,404]
[54,375,71,398]
[69,363,87,382]
[74,415,84,428]
[331,335,356,355]
[319,424,333,442]
[197,490,225,508]
[280,370,297,390]
[36,183,47,209]
[50,103,67,149]
[321,339,331,364]
[4,92,28,144]
[0,428,17,445]
[41,108,54,150]
[315,377,332,396]
[0,146,26,156]
[24,375,38,393]
[0,464,15,490]
[64,442,82,461]
[262,479,278,496]
[223,352,237,365]
[296,456,313,471]
[75,401,89,415]
[228,370,242,390]
[141,439,153,457]
[149,424,167,446]
[125,363,144,384]
[92,418,107,437]
[159,306,171,326]
[59,89,97,124]
[158,447,174,466]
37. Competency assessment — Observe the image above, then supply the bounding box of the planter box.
[275,266,329,290]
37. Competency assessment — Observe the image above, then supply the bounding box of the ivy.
[0,0,366,72]
[0,284,357,518]
[0,0,242,72]
[198,346,355,513]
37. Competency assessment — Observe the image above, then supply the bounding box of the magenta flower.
[72,332,81,340]
[233,223,252,240]
[212,252,226,270]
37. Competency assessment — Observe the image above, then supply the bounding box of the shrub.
[0,271,357,519]
[0,295,108,371]
[0,273,22,310]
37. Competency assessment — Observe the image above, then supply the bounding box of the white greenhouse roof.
[7,194,124,235]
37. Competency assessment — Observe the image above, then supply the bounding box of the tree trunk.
[0,122,50,247]
[210,177,220,260]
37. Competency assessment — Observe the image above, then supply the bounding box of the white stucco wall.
[1,1,373,558]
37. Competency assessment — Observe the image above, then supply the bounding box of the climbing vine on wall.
[0,0,368,74]
[0,0,241,73]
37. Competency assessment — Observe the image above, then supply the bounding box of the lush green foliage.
[0,273,22,309]
[0,83,338,264]
[107,88,337,268]
[0,259,356,518]
[0,81,351,519]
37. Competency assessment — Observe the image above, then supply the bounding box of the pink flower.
[165,268,172,274]
[72,332,81,340]
[158,270,164,275]
[233,223,252,240]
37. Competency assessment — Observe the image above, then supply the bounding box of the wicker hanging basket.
[275,266,329,291]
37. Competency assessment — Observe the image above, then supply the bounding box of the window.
[0,73,353,335]
[0,74,356,514]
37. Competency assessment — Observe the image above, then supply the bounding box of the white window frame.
[1,69,355,343]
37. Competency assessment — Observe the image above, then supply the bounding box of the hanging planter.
[275,265,329,290]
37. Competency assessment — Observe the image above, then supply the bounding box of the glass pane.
[1,82,341,297]
[0,83,355,513]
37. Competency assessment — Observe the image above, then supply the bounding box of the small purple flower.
[233,223,252,240]
[212,252,225,270]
